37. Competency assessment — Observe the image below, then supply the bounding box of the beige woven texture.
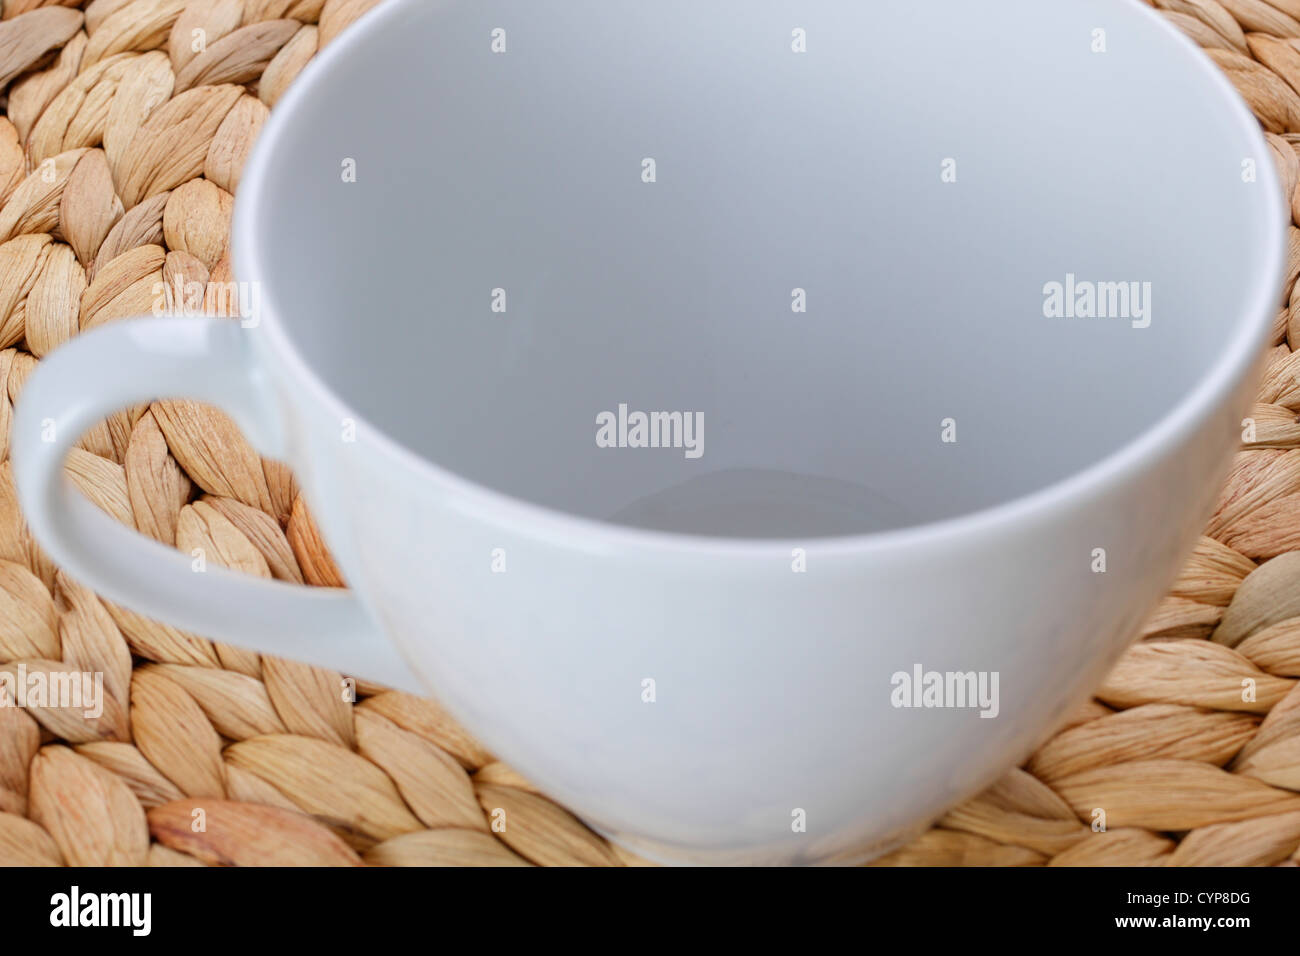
[1,0,1300,867]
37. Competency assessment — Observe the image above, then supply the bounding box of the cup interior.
[244,0,1277,538]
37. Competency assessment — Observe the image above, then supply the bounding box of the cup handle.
[11,316,424,694]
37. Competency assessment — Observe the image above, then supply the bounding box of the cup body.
[228,0,1286,863]
[266,367,1252,864]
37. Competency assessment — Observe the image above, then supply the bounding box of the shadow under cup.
[256,0,1265,540]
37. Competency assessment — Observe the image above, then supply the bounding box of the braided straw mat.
[3,0,1300,869]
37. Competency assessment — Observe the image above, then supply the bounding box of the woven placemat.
[1,0,1300,867]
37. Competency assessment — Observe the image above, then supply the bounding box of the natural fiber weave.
[2,0,1300,867]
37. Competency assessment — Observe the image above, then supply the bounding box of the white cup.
[12,0,1286,864]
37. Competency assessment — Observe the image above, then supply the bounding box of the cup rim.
[232,0,1289,557]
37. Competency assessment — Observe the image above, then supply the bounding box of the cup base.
[587,818,933,867]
